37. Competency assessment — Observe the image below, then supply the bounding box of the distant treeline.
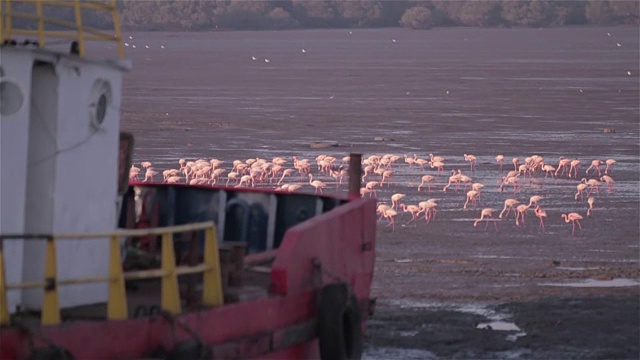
[9,1,640,31]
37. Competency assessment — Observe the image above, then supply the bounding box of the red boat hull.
[1,195,376,359]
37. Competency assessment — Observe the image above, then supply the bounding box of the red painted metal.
[0,197,376,360]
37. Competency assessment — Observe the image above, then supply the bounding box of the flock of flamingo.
[130,153,618,237]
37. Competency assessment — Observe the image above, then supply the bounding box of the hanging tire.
[164,340,212,360]
[317,283,363,360]
[28,347,74,360]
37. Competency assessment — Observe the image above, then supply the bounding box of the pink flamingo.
[515,204,531,227]
[581,178,601,196]
[308,174,326,194]
[418,199,438,222]
[464,154,477,172]
[495,154,505,170]
[585,160,603,177]
[587,197,595,217]
[555,157,571,177]
[413,154,429,171]
[391,193,406,210]
[600,175,615,192]
[382,208,398,231]
[499,198,520,219]
[534,205,547,232]
[568,159,581,178]
[575,183,588,201]
[400,203,421,224]
[376,203,391,221]
[561,213,584,236]
[604,159,616,174]
[463,190,480,210]
[418,175,436,192]
[365,181,380,197]
[474,208,498,231]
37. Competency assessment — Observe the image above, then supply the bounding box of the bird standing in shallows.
[382,208,398,231]
[561,213,584,236]
[418,175,435,192]
[600,175,615,191]
[534,205,548,232]
[495,155,505,170]
[585,159,603,177]
[604,159,616,174]
[308,174,326,194]
[515,204,531,227]
[474,208,498,231]
[499,199,520,219]
[587,197,595,217]
[391,193,406,210]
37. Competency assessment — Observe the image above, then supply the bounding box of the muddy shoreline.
[113,27,640,359]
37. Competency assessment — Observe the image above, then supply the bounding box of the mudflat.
[111,27,639,358]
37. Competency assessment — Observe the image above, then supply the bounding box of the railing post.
[72,0,85,56]
[0,0,4,44]
[107,235,127,320]
[4,0,13,40]
[109,0,124,59]
[161,232,181,314]
[35,0,44,48]
[42,236,61,325]
[202,225,223,306]
[0,237,10,325]
[348,153,363,199]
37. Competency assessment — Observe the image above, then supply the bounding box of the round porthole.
[0,80,24,116]
[89,79,112,129]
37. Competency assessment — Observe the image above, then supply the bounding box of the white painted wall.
[1,47,129,310]
[0,48,32,312]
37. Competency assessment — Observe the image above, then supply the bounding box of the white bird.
[264,58,270,63]
[252,56,257,60]
[301,49,306,53]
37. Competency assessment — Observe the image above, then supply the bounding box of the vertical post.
[110,0,124,59]
[42,237,60,325]
[72,0,85,57]
[348,153,363,199]
[202,225,223,306]
[0,237,10,326]
[4,0,13,40]
[161,232,181,314]
[107,234,127,320]
[0,0,4,44]
[35,0,44,48]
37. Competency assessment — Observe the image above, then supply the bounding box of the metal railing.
[0,0,124,58]
[0,222,224,326]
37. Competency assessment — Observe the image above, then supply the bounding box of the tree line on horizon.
[8,0,640,31]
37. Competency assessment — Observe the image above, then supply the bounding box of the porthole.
[89,79,112,129]
[0,80,24,116]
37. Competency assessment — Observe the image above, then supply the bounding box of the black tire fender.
[164,340,212,360]
[28,347,74,360]
[317,283,363,360]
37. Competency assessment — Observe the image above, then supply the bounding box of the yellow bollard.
[42,237,61,325]
[202,225,224,307]
[107,235,127,320]
[161,232,181,314]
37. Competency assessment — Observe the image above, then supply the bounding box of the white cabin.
[0,1,129,313]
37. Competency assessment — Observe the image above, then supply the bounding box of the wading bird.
[561,213,584,236]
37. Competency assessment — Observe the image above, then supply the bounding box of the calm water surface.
[93,27,639,359]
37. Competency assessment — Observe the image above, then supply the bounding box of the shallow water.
[96,26,640,358]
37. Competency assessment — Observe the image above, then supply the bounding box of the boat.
[0,1,377,359]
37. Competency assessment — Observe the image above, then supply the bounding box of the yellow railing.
[0,222,224,326]
[0,0,124,58]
